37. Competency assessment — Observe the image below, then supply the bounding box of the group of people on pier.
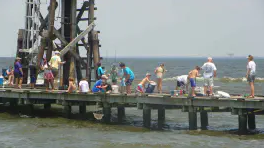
[1,53,257,98]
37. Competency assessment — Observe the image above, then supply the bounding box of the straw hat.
[16,57,22,60]
[101,75,108,79]
[54,50,60,54]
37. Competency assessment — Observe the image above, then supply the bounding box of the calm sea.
[0,57,264,148]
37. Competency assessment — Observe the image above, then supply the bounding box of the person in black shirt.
[29,64,37,89]
[101,81,112,93]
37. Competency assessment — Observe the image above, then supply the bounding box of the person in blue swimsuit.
[119,62,134,94]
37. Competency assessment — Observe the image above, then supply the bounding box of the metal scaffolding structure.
[16,0,101,86]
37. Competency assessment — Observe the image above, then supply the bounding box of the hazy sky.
[1,0,264,57]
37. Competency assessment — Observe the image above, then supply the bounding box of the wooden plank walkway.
[0,88,264,109]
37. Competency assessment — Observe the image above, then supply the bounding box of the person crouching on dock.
[137,73,154,93]
[188,66,200,97]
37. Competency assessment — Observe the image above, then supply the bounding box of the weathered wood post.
[103,102,111,123]
[143,104,151,128]
[117,106,125,123]
[248,113,256,130]
[137,103,143,109]
[238,109,248,134]
[200,107,209,130]
[79,102,86,119]
[63,102,72,119]
[158,107,165,129]
[44,103,51,110]
[188,106,197,130]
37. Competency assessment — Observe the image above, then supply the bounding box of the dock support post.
[158,107,165,129]
[137,103,143,109]
[103,103,111,123]
[44,103,51,110]
[248,113,256,130]
[63,105,72,119]
[117,106,125,123]
[238,109,248,134]
[26,104,34,116]
[143,104,151,128]
[79,103,86,119]
[200,107,208,130]
[188,106,197,130]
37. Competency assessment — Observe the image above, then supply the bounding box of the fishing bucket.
[112,85,119,94]
[145,82,156,93]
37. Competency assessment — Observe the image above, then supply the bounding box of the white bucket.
[112,85,119,94]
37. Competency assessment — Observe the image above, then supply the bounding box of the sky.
[0,0,264,58]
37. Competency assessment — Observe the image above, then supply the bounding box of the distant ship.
[227,53,234,57]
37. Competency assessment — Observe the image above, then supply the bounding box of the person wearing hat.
[92,75,108,92]
[201,57,217,96]
[137,73,154,93]
[119,62,135,94]
[14,57,23,89]
[49,50,66,89]
[246,55,256,98]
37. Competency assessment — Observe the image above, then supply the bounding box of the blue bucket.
[0,76,3,85]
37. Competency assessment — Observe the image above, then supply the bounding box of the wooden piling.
[117,106,125,123]
[137,103,143,109]
[44,103,51,110]
[238,109,248,134]
[248,113,256,130]
[79,103,86,114]
[158,108,165,129]
[103,102,111,123]
[63,105,71,119]
[143,104,151,128]
[188,106,197,130]
[200,107,208,130]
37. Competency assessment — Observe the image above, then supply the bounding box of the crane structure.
[16,0,101,86]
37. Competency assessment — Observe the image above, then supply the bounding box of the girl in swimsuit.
[67,77,77,93]
[155,63,166,93]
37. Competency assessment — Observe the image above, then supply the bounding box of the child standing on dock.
[137,73,154,93]
[43,60,54,91]
[188,66,200,97]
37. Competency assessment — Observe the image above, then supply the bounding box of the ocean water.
[1,57,264,148]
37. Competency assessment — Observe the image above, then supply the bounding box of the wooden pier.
[0,88,264,134]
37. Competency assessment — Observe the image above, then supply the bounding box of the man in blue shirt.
[119,62,134,94]
[92,75,108,92]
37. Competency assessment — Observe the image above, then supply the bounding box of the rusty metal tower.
[17,0,101,86]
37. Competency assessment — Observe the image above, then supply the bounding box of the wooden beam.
[60,22,95,56]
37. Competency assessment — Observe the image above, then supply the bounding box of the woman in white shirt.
[246,55,256,98]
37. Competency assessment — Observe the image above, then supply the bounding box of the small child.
[137,73,154,93]
[188,66,201,97]
[43,63,54,91]
[79,78,89,93]
[67,77,76,93]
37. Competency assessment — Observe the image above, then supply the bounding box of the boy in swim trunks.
[119,62,134,94]
[188,66,201,97]
[137,73,154,93]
